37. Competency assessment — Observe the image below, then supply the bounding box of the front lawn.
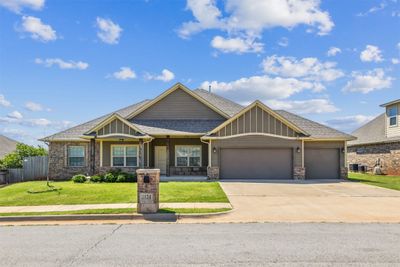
[348,172,400,191]
[0,181,229,206]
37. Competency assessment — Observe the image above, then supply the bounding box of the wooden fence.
[7,156,48,183]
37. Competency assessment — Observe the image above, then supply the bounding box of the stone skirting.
[169,166,207,176]
[293,167,305,180]
[207,166,220,180]
[348,142,400,175]
[340,167,348,179]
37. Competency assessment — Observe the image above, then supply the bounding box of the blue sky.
[0,0,399,145]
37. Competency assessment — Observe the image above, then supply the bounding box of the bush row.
[71,170,137,183]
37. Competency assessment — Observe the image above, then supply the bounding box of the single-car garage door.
[220,148,292,179]
[305,148,339,179]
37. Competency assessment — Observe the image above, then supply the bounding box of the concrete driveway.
[207,180,400,223]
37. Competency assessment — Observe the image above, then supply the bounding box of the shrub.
[104,172,116,183]
[116,174,126,183]
[72,174,87,183]
[125,173,137,183]
[90,175,103,183]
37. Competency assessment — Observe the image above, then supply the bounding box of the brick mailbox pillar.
[136,169,160,213]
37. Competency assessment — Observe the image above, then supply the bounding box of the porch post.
[166,135,170,177]
[90,138,96,175]
[139,139,144,168]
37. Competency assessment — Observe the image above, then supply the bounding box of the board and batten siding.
[133,88,226,120]
[215,105,300,138]
[97,118,139,136]
[386,103,400,138]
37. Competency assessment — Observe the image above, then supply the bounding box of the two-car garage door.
[219,147,340,180]
[220,148,292,179]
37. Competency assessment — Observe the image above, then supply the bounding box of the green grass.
[0,181,229,206]
[348,172,400,191]
[0,208,231,217]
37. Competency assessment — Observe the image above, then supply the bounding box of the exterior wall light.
[296,147,301,153]
[213,147,217,153]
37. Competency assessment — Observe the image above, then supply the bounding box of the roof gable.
[205,101,309,137]
[127,83,230,120]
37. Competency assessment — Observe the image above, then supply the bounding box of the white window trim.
[68,145,86,167]
[388,107,398,127]
[111,144,139,167]
[175,145,202,167]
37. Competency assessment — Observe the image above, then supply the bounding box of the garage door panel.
[220,148,292,179]
[305,148,339,179]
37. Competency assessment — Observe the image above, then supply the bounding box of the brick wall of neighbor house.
[348,142,400,175]
[48,141,91,180]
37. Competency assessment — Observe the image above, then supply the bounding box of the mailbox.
[144,174,150,183]
[136,169,160,213]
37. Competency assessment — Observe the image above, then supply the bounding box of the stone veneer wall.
[293,167,305,180]
[348,142,400,175]
[169,166,207,176]
[48,141,91,180]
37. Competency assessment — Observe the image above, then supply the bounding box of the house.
[0,135,18,159]
[348,99,400,175]
[41,83,354,180]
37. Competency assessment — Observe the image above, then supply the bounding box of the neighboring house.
[348,99,400,175]
[41,83,354,180]
[0,135,18,159]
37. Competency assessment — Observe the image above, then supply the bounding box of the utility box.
[136,169,160,213]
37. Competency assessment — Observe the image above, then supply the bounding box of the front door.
[154,146,167,175]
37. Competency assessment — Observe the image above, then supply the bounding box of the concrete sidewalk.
[0,203,231,213]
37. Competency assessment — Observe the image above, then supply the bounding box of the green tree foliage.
[0,143,47,169]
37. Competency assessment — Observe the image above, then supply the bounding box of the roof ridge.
[275,110,354,138]
[194,88,244,109]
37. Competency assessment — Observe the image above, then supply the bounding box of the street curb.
[0,209,233,222]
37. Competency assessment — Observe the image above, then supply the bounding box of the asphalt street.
[1,223,400,266]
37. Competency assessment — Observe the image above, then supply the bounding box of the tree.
[0,143,47,169]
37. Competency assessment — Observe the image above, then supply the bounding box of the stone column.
[136,169,160,213]
[293,167,305,180]
[139,139,144,168]
[90,139,96,175]
[166,136,170,177]
[207,166,219,179]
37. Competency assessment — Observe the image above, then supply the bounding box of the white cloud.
[266,99,339,114]
[145,69,175,82]
[326,115,375,132]
[179,0,333,39]
[392,58,400,64]
[360,45,383,62]
[96,17,122,44]
[277,37,289,47]
[211,36,263,54]
[202,75,317,103]
[343,68,393,94]
[357,2,386,17]
[327,46,341,57]
[112,67,136,80]
[262,55,344,82]
[7,111,23,120]
[20,16,57,42]
[35,58,89,70]
[27,118,51,127]
[0,94,11,107]
[397,42,400,50]
[25,101,43,111]
[0,0,44,13]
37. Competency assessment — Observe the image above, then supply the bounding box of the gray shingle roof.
[0,135,18,159]
[193,89,244,117]
[275,110,355,140]
[131,119,224,135]
[41,100,150,141]
[41,86,353,141]
[348,113,400,146]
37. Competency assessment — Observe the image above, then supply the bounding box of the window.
[388,106,398,126]
[68,146,85,167]
[111,145,138,167]
[175,146,201,167]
